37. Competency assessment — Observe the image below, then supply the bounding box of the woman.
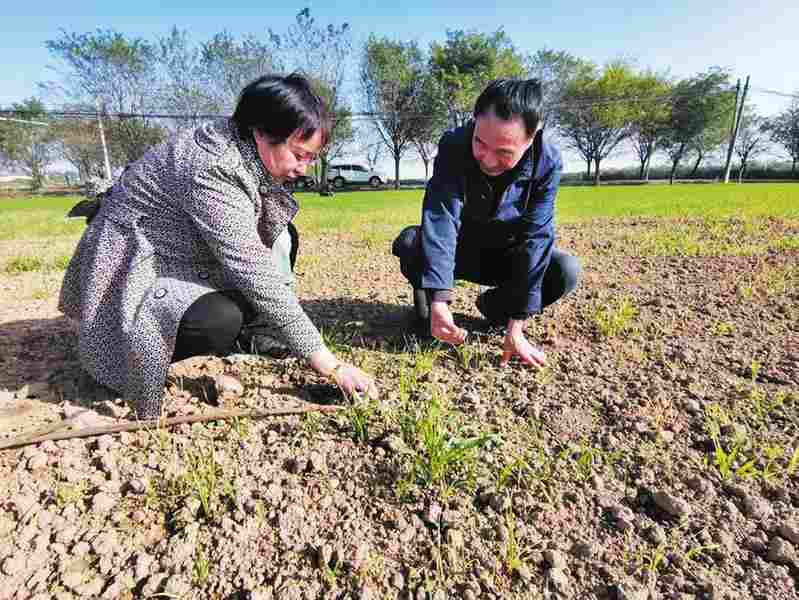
[59,73,377,420]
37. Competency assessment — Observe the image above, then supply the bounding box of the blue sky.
[3,0,798,174]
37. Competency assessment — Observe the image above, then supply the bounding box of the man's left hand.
[500,319,546,368]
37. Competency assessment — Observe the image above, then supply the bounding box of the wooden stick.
[0,403,342,451]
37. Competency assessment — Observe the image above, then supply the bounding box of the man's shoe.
[234,331,291,359]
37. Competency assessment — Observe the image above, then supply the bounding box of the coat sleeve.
[514,148,562,317]
[182,165,324,359]
[420,134,464,294]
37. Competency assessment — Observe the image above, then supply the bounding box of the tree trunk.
[422,158,430,183]
[394,155,400,190]
[792,158,796,178]
[586,159,591,180]
[690,152,704,178]
[593,157,601,186]
[638,159,646,180]
[318,156,333,196]
[643,154,652,182]
[738,160,747,184]
[669,144,685,185]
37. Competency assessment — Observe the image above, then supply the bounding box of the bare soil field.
[1,217,797,600]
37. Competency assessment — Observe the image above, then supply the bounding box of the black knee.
[392,225,421,259]
[558,253,582,296]
[172,291,246,362]
[392,225,424,288]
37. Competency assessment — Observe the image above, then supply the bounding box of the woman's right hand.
[330,362,379,400]
[309,348,379,400]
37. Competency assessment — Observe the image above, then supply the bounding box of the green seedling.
[5,256,44,274]
[593,297,639,338]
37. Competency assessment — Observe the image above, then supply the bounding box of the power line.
[2,84,791,123]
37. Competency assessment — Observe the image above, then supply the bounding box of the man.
[392,78,580,367]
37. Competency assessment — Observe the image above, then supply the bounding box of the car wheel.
[369,176,381,188]
[333,177,345,189]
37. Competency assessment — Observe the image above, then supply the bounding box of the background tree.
[51,116,105,180]
[627,71,672,180]
[199,31,283,113]
[361,36,427,189]
[734,108,769,183]
[429,29,525,128]
[409,73,448,183]
[271,8,353,195]
[156,28,221,129]
[0,99,56,189]
[44,29,164,168]
[526,49,593,128]
[767,99,799,177]
[558,61,636,185]
[660,68,733,184]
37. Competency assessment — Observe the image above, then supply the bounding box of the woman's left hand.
[331,363,379,400]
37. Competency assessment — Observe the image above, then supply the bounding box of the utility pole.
[723,75,750,183]
[96,98,112,181]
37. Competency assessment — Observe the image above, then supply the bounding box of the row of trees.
[2,11,799,190]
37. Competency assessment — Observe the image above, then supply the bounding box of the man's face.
[472,110,534,177]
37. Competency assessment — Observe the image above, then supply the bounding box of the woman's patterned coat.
[59,119,324,419]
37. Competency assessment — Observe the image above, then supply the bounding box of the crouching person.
[392,78,581,367]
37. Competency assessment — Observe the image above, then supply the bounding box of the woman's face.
[254,128,323,183]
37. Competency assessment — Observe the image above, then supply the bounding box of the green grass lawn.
[1,183,797,242]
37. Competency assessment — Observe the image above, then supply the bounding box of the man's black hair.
[232,72,330,144]
[473,79,544,137]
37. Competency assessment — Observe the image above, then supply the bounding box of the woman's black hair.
[473,78,544,137]
[232,72,330,145]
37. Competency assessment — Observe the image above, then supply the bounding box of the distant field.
[1,183,797,242]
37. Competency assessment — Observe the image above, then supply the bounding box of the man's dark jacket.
[420,120,563,317]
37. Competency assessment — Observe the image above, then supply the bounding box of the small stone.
[307,451,327,473]
[96,435,115,452]
[2,553,27,576]
[745,532,768,554]
[358,584,375,600]
[610,583,649,600]
[767,537,797,566]
[399,527,415,543]
[571,541,596,559]
[659,430,675,443]
[141,572,169,596]
[647,525,668,546]
[546,567,570,593]
[390,571,405,590]
[163,575,192,597]
[285,457,307,475]
[653,490,691,518]
[488,492,511,513]
[779,520,799,545]
[75,577,105,597]
[215,374,244,396]
[92,492,117,513]
[544,549,567,570]
[26,452,48,471]
[127,479,146,495]
[686,476,710,495]
[742,494,773,521]
[683,398,701,414]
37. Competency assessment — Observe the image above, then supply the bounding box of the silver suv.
[328,164,383,189]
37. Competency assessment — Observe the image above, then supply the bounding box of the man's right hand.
[430,301,467,345]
